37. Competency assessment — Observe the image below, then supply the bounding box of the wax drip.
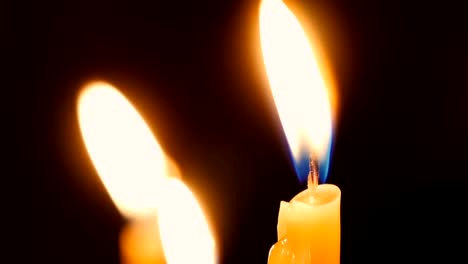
[307,155,319,196]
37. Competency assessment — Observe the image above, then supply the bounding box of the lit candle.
[259,0,340,263]
[77,82,216,264]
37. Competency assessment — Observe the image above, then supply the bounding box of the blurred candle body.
[120,218,165,264]
[77,82,215,264]
[259,0,341,263]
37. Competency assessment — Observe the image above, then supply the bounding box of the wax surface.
[120,218,166,264]
[269,184,341,264]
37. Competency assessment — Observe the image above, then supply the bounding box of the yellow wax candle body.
[120,217,166,264]
[269,184,341,264]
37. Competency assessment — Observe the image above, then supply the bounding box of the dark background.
[23,0,467,263]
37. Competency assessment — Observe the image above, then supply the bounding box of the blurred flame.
[259,0,333,164]
[78,81,216,263]
[158,179,216,264]
[78,82,167,218]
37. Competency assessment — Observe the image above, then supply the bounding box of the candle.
[259,0,340,263]
[269,185,341,263]
[77,82,216,264]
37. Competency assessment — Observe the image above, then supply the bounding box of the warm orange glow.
[260,0,333,161]
[77,81,215,264]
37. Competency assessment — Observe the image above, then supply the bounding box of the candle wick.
[307,155,319,196]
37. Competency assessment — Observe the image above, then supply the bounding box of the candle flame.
[259,0,335,182]
[158,179,216,264]
[77,82,216,263]
[78,82,168,218]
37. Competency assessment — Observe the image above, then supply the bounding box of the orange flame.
[260,0,334,162]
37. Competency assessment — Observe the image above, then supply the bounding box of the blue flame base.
[292,139,332,184]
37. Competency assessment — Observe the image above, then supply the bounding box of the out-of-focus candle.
[77,82,215,264]
[259,0,340,263]
[119,217,165,264]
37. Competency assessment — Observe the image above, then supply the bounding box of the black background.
[23,0,467,263]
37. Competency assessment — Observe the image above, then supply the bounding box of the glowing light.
[158,179,216,264]
[78,81,216,263]
[78,82,168,218]
[259,0,334,182]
